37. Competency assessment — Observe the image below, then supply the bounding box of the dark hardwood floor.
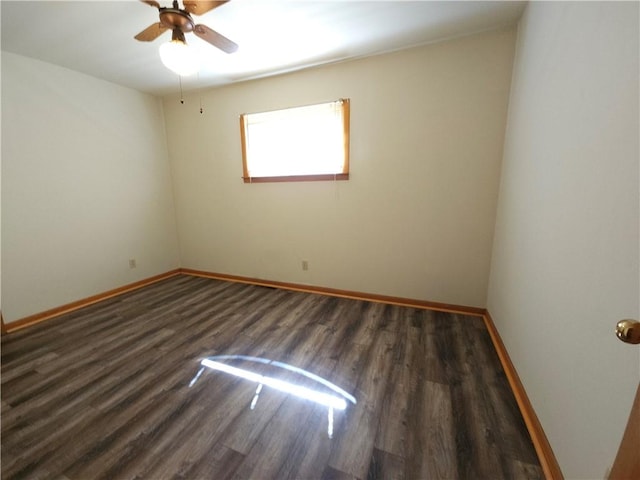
[1,275,543,479]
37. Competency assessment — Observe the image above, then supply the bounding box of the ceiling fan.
[135,0,238,75]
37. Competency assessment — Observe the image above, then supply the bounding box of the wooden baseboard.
[2,268,483,334]
[180,268,485,316]
[3,269,181,333]
[483,310,564,480]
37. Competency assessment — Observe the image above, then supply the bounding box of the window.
[240,99,350,183]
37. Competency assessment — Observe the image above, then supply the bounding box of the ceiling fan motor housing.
[159,8,195,33]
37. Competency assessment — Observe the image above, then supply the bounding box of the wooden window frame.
[240,99,350,183]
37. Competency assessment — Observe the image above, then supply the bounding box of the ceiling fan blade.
[194,24,238,53]
[134,22,169,42]
[183,1,229,16]
[140,0,161,8]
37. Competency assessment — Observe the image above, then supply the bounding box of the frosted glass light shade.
[159,40,200,76]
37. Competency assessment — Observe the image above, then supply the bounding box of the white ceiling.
[1,0,526,97]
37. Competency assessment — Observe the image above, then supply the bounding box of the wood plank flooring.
[1,275,543,479]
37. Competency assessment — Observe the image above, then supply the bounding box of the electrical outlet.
[129,259,137,269]
[302,260,309,271]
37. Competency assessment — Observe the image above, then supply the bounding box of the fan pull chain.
[179,75,184,104]
[198,71,203,114]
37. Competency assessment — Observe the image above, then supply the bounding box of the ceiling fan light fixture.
[159,38,200,76]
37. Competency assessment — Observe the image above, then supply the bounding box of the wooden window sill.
[242,173,349,183]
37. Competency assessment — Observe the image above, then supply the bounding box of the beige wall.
[487,2,639,477]
[1,52,181,322]
[164,27,516,308]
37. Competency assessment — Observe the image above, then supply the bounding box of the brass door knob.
[616,319,640,344]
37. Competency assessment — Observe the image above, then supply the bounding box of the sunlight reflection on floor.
[189,355,356,438]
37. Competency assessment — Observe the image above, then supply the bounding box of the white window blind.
[240,99,350,182]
